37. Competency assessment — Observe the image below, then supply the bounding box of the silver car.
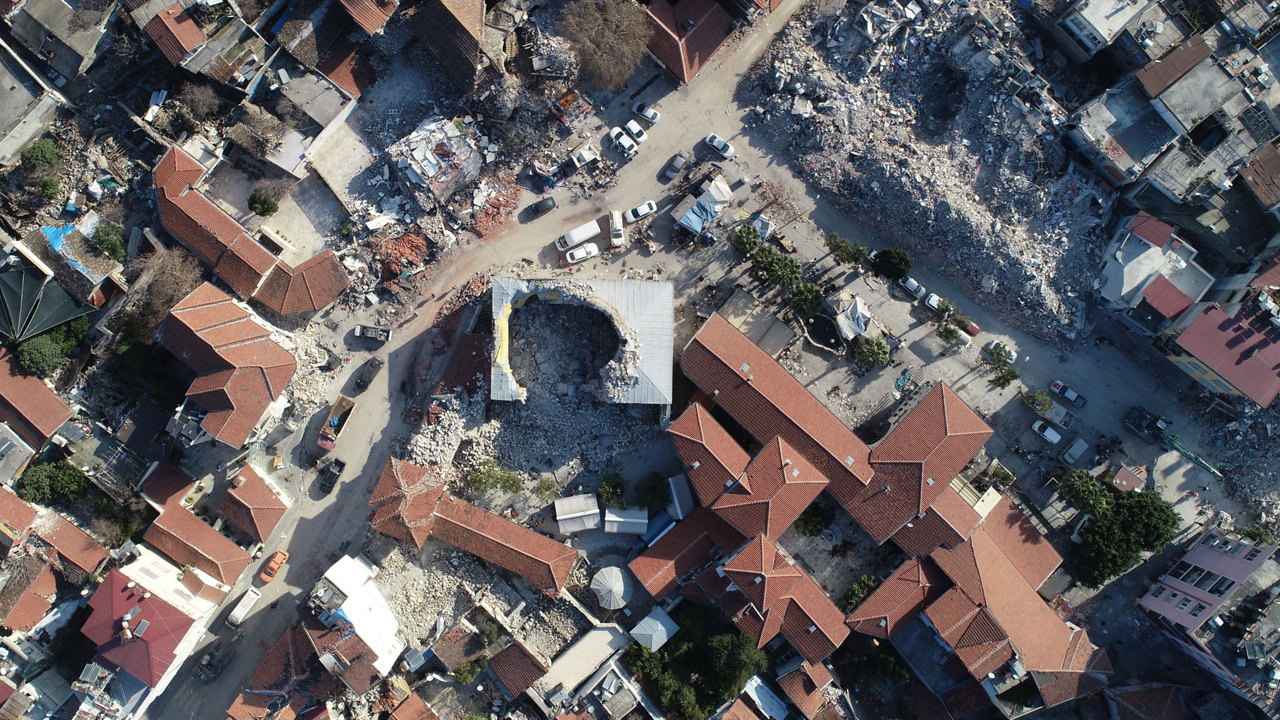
[566,243,600,264]
[897,276,926,300]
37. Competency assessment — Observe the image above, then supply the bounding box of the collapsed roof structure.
[491,276,674,407]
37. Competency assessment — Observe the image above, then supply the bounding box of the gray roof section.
[491,276,673,405]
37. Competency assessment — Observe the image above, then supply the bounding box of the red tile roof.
[368,458,577,593]
[488,641,548,698]
[433,495,578,594]
[777,661,833,719]
[724,535,849,662]
[369,457,444,548]
[890,486,981,557]
[301,615,381,694]
[1110,684,1187,720]
[681,314,872,508]
[0,561,56,632]
[668,402,751,506]
[161,283,297,447]
[430,625,486,670]
[846,557,948,638]
[0,487,34,542]
[850,384,992,543]
[153,147,276,293]
[1174,304,1280,407]
[338,0,397,34]
[1136,34,1210,98]
[923,588,1014,678]
[216,236,280,299]
[144,503,251,585]
[229,624,337,720]
[391,694,441,720]
[0,348,73,449]
[219,466,287,542]
[629,508,744,600]
[1127,211,1175,249]
[140,463,197,509]
[722,697,766,720]
[1034,669,1110,708]
[316,37,375,98]
[1110,467,1145,492]
[82,569,196,687]
[1141,275,1194,320]
[978,497,1062,590]
[144,3,205,66]
[34,512,109,577]
[644,0,736,83]
[253,251,350,316]
[1251,257,1280,288]
[712,437,828,539]
[1240,143,1280,211]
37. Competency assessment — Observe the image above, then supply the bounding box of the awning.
[835,295,871,339]
[590,567,633,609]
[630,606,679,651]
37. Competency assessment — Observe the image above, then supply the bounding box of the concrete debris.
[388,116,485,206]
[746,2,1116,343]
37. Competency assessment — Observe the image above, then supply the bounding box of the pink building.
[1138,529,1276,632]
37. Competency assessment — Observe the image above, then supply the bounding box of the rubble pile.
[283,323,345,420]
[374,227,431,279]
[470,170,523,238]
[404,390,488,471]
[745,2,1115,342]
[1208,405,1280,525]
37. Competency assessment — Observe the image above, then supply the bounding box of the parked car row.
[551,202,656,263]
[899,277,981,336]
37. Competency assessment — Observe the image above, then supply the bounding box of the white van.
[555,220,602,252]
[226,588,262,628]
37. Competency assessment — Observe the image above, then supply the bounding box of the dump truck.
[354,324,392,344]
[317,396,355,452]
[1038,400,1077,430]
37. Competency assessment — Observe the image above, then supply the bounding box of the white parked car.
[607,127,637,157]
[566,243,600,264]
[705,133,735,159]
[924,293,942,311]
[625,120,648,144]
[624,201,657,223]
[897,276,926,300]
[632,102,660,124]
[1032,420,1062,444]
[609,210,625,248]
[983,340,1017,364]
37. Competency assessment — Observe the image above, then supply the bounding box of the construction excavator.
[1124,407,1223,479]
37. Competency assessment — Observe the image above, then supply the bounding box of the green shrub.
[597,472,626,508]
[455,657,488,684]
[19,461,88,504]
[91,223,126,261]
[840,574,879,611]
[248,188,279,216]
[872,247,912,280]
[731,225,760,255]
[1240,526,1275,546]
[21,139,61,169]
[535,476,559,502]
[794,502,835,537]
[470,458,521,493]
[636,471,668,512]
[989,464,1015,487]
[854,335,890,369]
[36,177,60,199]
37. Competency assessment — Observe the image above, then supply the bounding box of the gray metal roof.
[491,276,673,405]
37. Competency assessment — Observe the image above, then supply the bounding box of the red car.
[964,319,981,336]
[259,550,289,584]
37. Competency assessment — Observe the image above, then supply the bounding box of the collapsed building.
[389,116,485,207]
[490,276,674,410]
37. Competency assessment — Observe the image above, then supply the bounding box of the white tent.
[835,295,871,339]
[590,567,633,610]
[554,494,601,534]
[630,606,679,651]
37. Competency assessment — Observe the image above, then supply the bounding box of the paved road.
[150,2,1236,716]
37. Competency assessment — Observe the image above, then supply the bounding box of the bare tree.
[559,0,653,90]
[179,82,223,121]
[123,247,206,338]
[90,518,124,548]
[112,30,143,63]
[257,177,296,201]
[758,181,804,227]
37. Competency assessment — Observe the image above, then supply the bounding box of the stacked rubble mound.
[746,3,1114,342]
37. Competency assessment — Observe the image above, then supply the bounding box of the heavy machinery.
[1124,407,1222,478]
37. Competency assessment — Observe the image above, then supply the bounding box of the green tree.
[15,334,67,376]
[1075,490,1179,587]
[840,574,879,611]
[990,366,1020,389]
[872,246,912,280]
[455,656,488,684]
[36,177,60,200]
[789,282,823,316]
[937,322,961,343]
[731,225,760,256]
[247,187,279,216]
[933,297,957,321]
[21,139,62,169]
[597,472,626,508]
[854,335,890,369]
[1022,389,1052,413]
[706,633,767,701]
[19,461,87,504]
[794,502,835,537]
[91,223,126,262]
[535,476,559,502]
[752,247,801,290]
[1113,489,1178,552]
[470,458,521,493]
[476,617,503,647]
[635,472,669,512]
[1058,469,1112,516]
[1240,526,1276,545]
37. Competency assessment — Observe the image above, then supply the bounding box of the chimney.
[690,461,701,469]
[712,389,719,397]
[783,459,792,467]
[882,485,891,494]
[232,473,247,488]
[126,581,136,589]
